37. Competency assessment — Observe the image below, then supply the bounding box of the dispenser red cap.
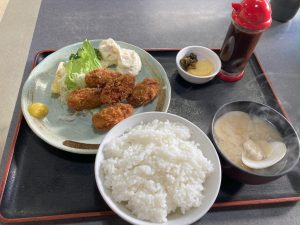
[232,0,272,31]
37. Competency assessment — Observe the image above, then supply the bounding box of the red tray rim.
[0,48,298,223]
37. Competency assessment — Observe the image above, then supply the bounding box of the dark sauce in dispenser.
[220,22,262,75]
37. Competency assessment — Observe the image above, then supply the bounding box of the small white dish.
[95,112,221,225]
[176,46,221,84]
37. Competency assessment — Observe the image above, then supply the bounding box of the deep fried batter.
[67,88,102,111]
[100,74,135,104]
[92,103,134,130]
[85,68,121,88]
[127,78,160,107]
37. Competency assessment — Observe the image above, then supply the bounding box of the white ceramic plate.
[95,112,222,225]
[21,40,171,154]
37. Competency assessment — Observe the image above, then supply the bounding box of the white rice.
[101,120,214,223]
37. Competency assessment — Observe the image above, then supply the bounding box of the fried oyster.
[92,103,134,130]
[127,78,160,107]
[67,88,102,111]
[100,74,135,104]
[85,68,121,88]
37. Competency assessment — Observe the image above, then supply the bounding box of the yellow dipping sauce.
[187,59,214,76]
[28,102,48,119]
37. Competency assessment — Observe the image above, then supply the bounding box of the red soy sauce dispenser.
[218,0,272,82]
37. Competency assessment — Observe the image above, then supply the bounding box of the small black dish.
[211,101,300,185]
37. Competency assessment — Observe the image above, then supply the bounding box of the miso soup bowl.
[211,101,300,185]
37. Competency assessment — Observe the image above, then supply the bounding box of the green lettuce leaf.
[64,40,102,89]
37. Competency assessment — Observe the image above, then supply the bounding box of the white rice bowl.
[95,112,221,225]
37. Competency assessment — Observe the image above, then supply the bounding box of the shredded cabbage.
[64,39,102,90]
[64,72,86,90]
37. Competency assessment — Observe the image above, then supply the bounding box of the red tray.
[0,49,299,223]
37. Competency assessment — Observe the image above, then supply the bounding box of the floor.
[0,0,41,161]
[0,0,10,160]
[0,0,9,22]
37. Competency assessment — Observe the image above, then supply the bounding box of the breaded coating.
[100,74,135,104]
[127,78,160,107]
[92,103,134,130]
[85,68,121,88]
[67,88,102,111]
